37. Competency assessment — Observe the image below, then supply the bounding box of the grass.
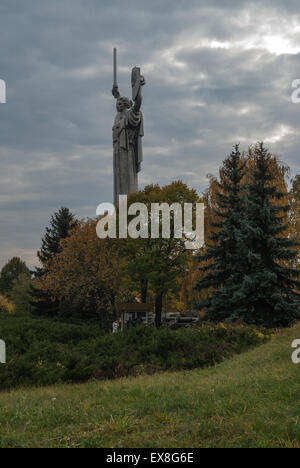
[0,323,299,448]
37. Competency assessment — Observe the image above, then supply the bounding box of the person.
[112,319,119,333]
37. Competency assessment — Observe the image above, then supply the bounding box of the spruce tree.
[237,143,300,327]
[31,207,77,316]
[196,144,246,320]
[37,207,77,270]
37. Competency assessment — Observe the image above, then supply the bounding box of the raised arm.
[133,75,145,112]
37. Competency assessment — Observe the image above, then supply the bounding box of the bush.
[0,315,271,391]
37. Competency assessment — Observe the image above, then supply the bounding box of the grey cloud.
[0,0,299,268]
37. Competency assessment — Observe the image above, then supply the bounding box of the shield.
[131,67,141,101]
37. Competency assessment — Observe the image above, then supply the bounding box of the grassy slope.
[0,323,299,448]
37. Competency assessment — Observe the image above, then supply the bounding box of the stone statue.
[112,48,145,205]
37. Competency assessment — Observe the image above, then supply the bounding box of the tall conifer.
[238,143,300,326]
[196,144,246,320]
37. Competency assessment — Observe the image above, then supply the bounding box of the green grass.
[0,323,299,448]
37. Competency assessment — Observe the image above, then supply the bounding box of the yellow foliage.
[0,294,15,315]
[35,219,125,315]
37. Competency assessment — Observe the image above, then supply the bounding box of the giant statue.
[111,48,145,205]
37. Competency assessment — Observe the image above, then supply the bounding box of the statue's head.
[116,97,133,112]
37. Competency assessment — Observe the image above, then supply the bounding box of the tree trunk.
[155,292,163,328]
[140,279,148,303]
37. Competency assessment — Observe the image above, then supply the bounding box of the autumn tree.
[0,295,15,315]
[31,207,77,316]
[35,219,125,322]
[289,174,300,267]
[173,252,206,315]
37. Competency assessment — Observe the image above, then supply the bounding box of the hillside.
[0,323,299,448]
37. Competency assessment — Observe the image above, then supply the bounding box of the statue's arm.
[112,84,120,99]
[133,75,145,112]
[133,89,142,112]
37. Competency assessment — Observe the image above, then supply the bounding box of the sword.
[113,48,117,87]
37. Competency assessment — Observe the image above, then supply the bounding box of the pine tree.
[237,143,300,326]
[31,207,77,316]
[195,144,246,320]
[37,207,77,271]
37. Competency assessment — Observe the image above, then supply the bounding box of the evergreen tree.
[31,207,77,316]
[195,144,246,320]
[29,284,61,317]
[237,143,300,326]
[0,257,31,295]
[37,207,77,270]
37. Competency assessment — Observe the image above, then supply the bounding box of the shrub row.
[0,314,271,390]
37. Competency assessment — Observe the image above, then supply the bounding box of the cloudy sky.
[0,0,299,269]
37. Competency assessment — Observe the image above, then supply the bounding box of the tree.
[289,174,300,267]
[237,143,300,326]
[35,219,125,322]
[0,257,31,296]
[29,283,60,318]
[0,295,15,315]
[31,207,77,316]
[119,185,157,305]
[124,181,201,327]
[37,207,77,271]
[8,273,34,315]
[172,252,206,315]
[195,144,247,320]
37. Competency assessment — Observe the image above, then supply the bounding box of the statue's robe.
[113,107,143,205]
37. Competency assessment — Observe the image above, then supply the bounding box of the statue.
[112,48,145,205]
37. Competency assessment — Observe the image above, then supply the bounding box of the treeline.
[0,142,299,328]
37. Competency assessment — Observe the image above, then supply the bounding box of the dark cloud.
[0,0,299,268]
